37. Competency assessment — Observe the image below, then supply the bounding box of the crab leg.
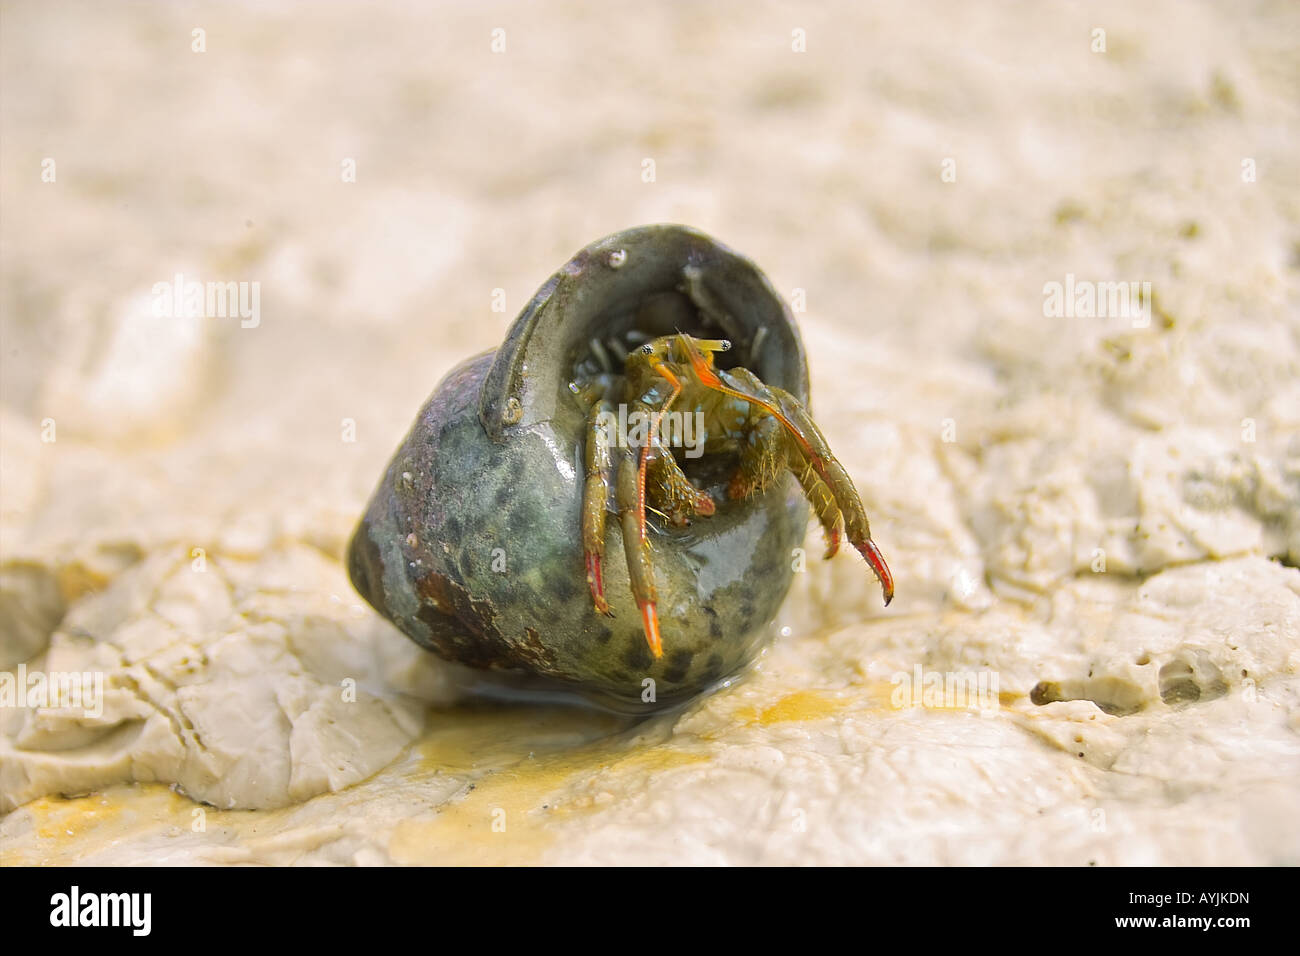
[772,386,894,603]
[682,338,894,605]
[616,442,662,658]
[790,457,845,560]
[582,397,616,616]
[726,407,784,499]
[620,359,687,658]
[725,369,843,558]
[647,433,715,525]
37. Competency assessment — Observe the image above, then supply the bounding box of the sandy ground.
[2,0,1299,864]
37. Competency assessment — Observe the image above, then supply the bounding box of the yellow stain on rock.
[390,705,707,866]
[5,785,192,866]
[735,689,855,726]
[6,702,714,866]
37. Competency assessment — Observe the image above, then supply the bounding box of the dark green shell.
[347,224,810,710]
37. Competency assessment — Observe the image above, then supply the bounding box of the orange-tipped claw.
[586,551,613,616]
[856,538,895,606]
[823,525,842,560]
[695,491,716,516]
[640,601,663,659]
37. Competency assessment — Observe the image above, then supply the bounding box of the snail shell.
[347,224,810,710]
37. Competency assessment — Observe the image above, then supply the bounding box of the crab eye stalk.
[693,338,731,356]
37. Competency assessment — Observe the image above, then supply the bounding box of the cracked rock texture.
[2,0,1299,863]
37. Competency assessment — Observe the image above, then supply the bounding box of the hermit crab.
[347,225,893,710]
[577,332,893,660]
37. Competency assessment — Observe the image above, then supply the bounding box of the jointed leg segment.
[583,397,615,616]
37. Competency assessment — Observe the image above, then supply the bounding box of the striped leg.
[582,398,616,616]
[616,443,662,658]
[789,455,844,559]
[770,385,893,603]
[724,371,843,559]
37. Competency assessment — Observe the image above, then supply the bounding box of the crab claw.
[823,524,841,560]
[586,551,613,616]
[856,537,894,606]
[639,601,663,659]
